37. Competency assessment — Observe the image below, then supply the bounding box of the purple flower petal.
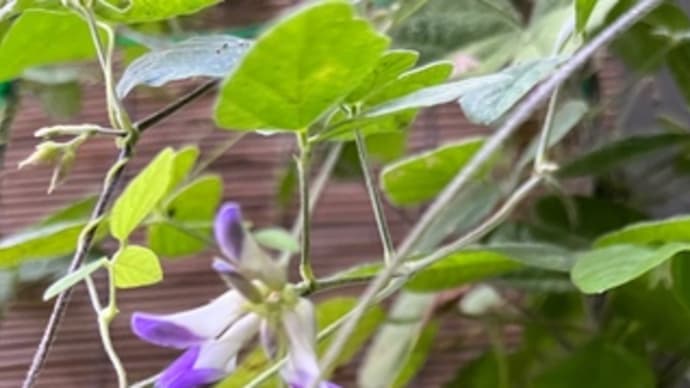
[214,202,244,261]
[156,346,224,388]
[131,290,246,348]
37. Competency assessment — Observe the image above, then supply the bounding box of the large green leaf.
[531,342,655,388]
[214,1,388,131]
[595,216,690,247]
[96,0,220,23]
[572,243,690,294]
[406,251,522,292]
[111,148,174,241]
[558,133,690,177]
[364,61,453,106]
[148,175,222,258]
[42,257,107,300]
[0,221,86,268]
[116,35,250,98]
[381,137,485,205]
[0,10,101,82]
[358,292,436,388]
[112,245,162,288]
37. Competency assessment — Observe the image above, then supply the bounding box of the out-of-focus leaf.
[113,245,162,288]
[111,148,174,241]
[116,35,250,98]
[253,228,299,254]
[381,137,484,205]
[34,81,82,119]
[444,351,503,388]
[214,1,388,131]
[42,257,107,300]
[96,0,220,23]
[148,175,222,258]
[575,0,597,34]
[392,321,438,387]
[359,292,436,388]
[0,221,86,268]
[558,133,690,177]
[0,10,103,82]
[39,196,97,226]
[595,215,690,247]
[667,43,690,107]
[531,342,655,388]
[572,243,690,293]
[671,251,690,310]
[458,57,561,125]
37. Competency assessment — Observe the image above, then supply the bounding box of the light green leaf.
[116,35,250,98]
[113,245,162,288]
[359,292,436,388]
[381,137,485,205]
[572,243,690,294]
[39,196,97,225]
[253,228,299,253]
[169,145,199,191]
[0,10,102,82]
[365,61,453,106]
[575,0,597,33]
[458,57,561,125]
[558,133,690,177]
[96,0,220,23]
[406,251,522,292]
[346,49,419,103]
[111,148,174,241]
[0,221,86,268]
[214,1,388,131]
[148,175,222,258]
[531,342,655,388]
[595,216,690,247]
[480,242,574,272]
[43,257,107,300]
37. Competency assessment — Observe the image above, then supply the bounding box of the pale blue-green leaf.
[214,1,388,131]
[595,216,690,247]
[116,35,251,98]
[113,245,162,288]
[253,228,299,254]
[110,148,174,241]
[572,243,690,293]
[42,257,107,300]
[458,57,562,125]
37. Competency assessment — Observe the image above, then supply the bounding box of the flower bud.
[17,141,64,169]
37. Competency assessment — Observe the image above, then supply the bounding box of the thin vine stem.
[296,132,316,288]
[534,87,561,172]
[316,0,663,382]
[355,129,395,265]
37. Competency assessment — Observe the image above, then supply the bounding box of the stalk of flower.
[131,202,340,388]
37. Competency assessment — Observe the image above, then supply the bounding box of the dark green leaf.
[214,1,388,131]
[671,251,690,310]
[116,35,250,98]
[595,215,690,247]
[668,43,690,107]
[572,243,690,293]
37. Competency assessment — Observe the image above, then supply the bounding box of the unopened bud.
[34,124,102,138]
[18,141,64,169]
[48,148,76,193]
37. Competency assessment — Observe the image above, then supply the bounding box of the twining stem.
[534,87,560,172]
[355,130,395,265]
[316,0,663,382]
[296,132,316,288]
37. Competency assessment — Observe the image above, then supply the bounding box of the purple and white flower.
[131,202,340,388]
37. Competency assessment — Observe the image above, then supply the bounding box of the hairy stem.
[355,130,395,265]
[316,0,662,381]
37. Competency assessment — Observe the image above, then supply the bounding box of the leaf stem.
[296,131,315,288]
[534,87,560,173]
[316,0,663,381]
[355,129,395,265]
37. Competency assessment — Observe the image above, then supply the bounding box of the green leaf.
[96,0,220,23]
[595,215,690,247]
[575,0,597,34]
[346,49,419,103]
[571,243,690,294]
[148,175,222,258]
[39,196,97,225]
[116,35,250,98]
[393,322,438,388]
[558,133,690,177]
[0,221,86,268]
[531,342,655,388]
[671,251,690,310]
[42,257,107,300]
[444,351,503,388]
[214,1,388,131]
[111,148,175,241]
[253,228,299,254]
[0,10,102,82]
[480,242,575,272]
[458,57,561,125]
[667,43,690,107]
[365,61,453,106]
[406,251,522,292]
[169,145,199,191]
[358,292,435,388]
[381,137,484,205]
[113,245,162,288]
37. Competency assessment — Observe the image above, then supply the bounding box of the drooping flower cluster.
[131,202,339,388]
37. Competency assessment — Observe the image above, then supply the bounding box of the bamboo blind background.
[0,1,624,386]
